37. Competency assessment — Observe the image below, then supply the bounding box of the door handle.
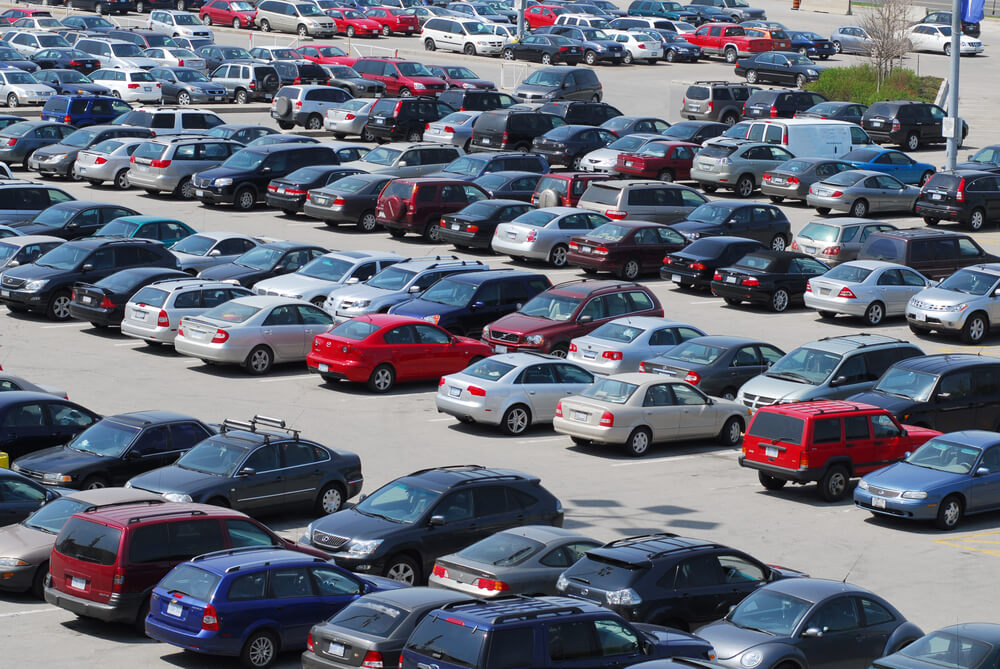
[845,443,856,448]
[528,391,536,395]
[304,329,313,334]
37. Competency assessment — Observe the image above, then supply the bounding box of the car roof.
[187,547,322,574]
[229,295,309,308]
[436,269,543,285]
[679,335,766,347]
[588,532,716,564]
[78,501,246,528]
[872,227,969,240]
[804,217,883,228]
[62,486,164,506]
[765,577,875,602]
[433,595,607,626]
[835,259,905,271]
[326,249,404,262]
[890,353,1000,373]
[399,464,535,492]
[934,623,1000,642]
[362,585,472,610]
[546,279,646,297]
[102,410,201,427]
[759,399,883,418]
[804,333,911,353]
[0,235,63,246]
[494,524,592,542]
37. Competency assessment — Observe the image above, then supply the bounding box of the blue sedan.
[855,430,1000,530]
[841,147,936,185]
[788,31,837,59]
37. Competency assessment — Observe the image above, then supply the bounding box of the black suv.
[555,533,805,629]
[301,464,564,584]
[682,81,757,125]
[861,100,967,151]
[742,89,827,119]
[470,109,565,152]
[366,96,456,143]
[0,238,179,320]
[5,201,138,240]
[197,240,328,287]
[12,411,214,490]
[858,228,998,280]
[915,170,1000,231]
[537,100,623,126]
[437,89,517,112]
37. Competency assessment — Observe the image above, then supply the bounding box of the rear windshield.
[406,615,486,668]
[159,563,221,601]
[685,85,710,101]
[330,319,380,340]
[747,411,805,445]
[328,599,408,636]
[589,322,645,343]
[824,171,865,187]
[55,517,121,566]
[798,222,839,243]
[842,149,879,162]
[564,554,641,588]
[456,533,544,566]
[664,340,724,365]
[924,173,963,190]
[474,111,510,133]
[534,176,569,198]
[95,270,147,294]
[867,102,897,117]
[699,144,738,158]
[580,183,620,206]
[201,302,259,323]
[463,358,517,382]
[824,264,872,283]
[734,254,776,271]
[581,377,638,404]
[513,210,558,227]
[131,286,168,308]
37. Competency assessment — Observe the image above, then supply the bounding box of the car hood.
[185,80,226,91]
[845,391,916,415]
[3,262,73,281]
[5,222,58,235]
[10,84,52,93]
[128,464,224,496]
[671,220,724,236]
[488,311,566,335]
[313,506,409,543]
[0,522,53,563]
[330,284,398,302]
[197,165,254,181]
[59,82,108,94]
[198,262,262,281]
[390,297,461,320]
[255,273,339,293]
[696,620,778,660]
[118,57,158,68]
[34,143,83,157]
[908,287,971,308]
[584,147,619,160]
[739,374,822,402]
[13,444,107,475]
[450,78,494,89]
[514,83,557,95]
[862,460,962,491]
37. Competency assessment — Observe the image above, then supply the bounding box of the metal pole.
[517,0,526,39]
[946,0,961,170]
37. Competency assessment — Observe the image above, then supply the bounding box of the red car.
[426,64,495,90]
[613,141,700,182]
[294,44,355,65]
[524,4,567,29]
[325,7,382,36]
[352,57,447,97]
[307,314,493,393]
[200,0,257,29]
[363,6,419,35]
[566,220,688,280]
[0,8,51,23]
[531,172,613,208]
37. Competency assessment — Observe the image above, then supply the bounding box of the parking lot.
[0,0,998,666]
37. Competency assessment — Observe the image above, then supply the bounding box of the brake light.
[741,277,759,286]
[526,230,537,242]
[837,286,857,299]
[594,246,609,256]
[361,651,384,669]
[443,126,455,133]
[639,361,646,372]
[956,177,966,202]
[568,241,579,250]
[325,194,343,206]
[393,100,403,116]
[150,159,171,168]
[568,343,578,352]
[432,564,449,578]
[201,604,219,631]
[707,101,713,112]
[787,176,799,184]
[177,326,184,337]
[285,188,306,196]
[130,156,136,163]
[638,43,646,49]
[599,410,614,427]
[94,156,107,165]
[467,386,486,396]
[828,190,843,198]
[663,257,673,265]
[684,370,701,384]
[307,633,314,653]
[782,130,788,144]
[344,113,356,120]
[249,80,256,90]
[555,401,563,417]
[99,295,115,309]
[157,310,169,327]
[602,351,623,360]
[690,262,706,270]
[474,578,510,592]
[713,271,723,280]
[466,225,479,233]
[559,46,569,51]
[791,241,799,250]
[68,60,81,67]
[127,83,140,89]
[211,329,229,343]
[799,451,809,469]
[891,119,900,132]
[501,130,509,146]
[762,173,771,181]
[769,105,778,117]
[822,246,841,255]
[112,567,124,593]
[605,209,627,219]
[293,76,302,84]
[268,184,278,193]
[805,281,811,292]
[295,99,303,108]
[71,289,76,300]
[177,59,184,67]
[64,115,72,123]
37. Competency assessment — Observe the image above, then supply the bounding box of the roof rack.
[127,508,207,525]
[408,464,485,476]
[83,499,164,514]
[815,333,905,348]
[438,595,586,624]
[220,415,300,442]
[550,278,641,290]
[604,532,679,548]
[192,545,279,562]
[453,473,523,487]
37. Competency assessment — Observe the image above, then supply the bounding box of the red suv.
[740,401,941,502]
[482,279,663,357]
[532,171,613,208]
[352,57,447,97]
[376,178,489,242]
[199,0,256,29]
[45,503,325,630]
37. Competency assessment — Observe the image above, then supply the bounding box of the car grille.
[742,393,777,410]
[490,330,520,343]
[193,175,212,188]
[206,87,226,96]
[609,45,623,52]
[1,275,25,289]
[13,465,43,481]
[312,529,349,549]
[867,486,900,498]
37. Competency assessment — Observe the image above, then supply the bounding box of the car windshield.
[328,599,408,636]
[587,223,630,243]
[58,70,91,83]
[798,222,839,242]
[906,438,982,474]
[823,264,873,283]
[463,357,516,382]
[361,146,401,166]
[4,71,36,85]
[443,156,487,177]
[330,319,379,340]
[354,480,439,523]
[66,420,140,457]
[172,234,217,256]
[59,129,98,148]
[462,21,492,34]
[222,150,266,171]
[316,46,347,56]
[299,3,326,15]
[795,31,823,40]
[523,70,565,87]
[474,174,513,190]
[420,278,476,307]
[397,62,432,76]
[513,210,558,228]
[30,206,76,228]
[938,269,999,296]
[231,1,254,8]
[444,67,478,79]
[367,266,415,290]
[727,590,812,637]
[329,66,360,78]
[589,322,645,343]
[664,341,724,365]
[174,13,200,24]
[687,204,734,224]
[661,123,699,140]
[200,301,260,323]
[110,43,143,57]
[97,219,140,237]
[581,377,638,404]
[873,368,939,402]
[235,246,281,270]
[899,631,994,669]
[606,134,647,150]
[176,438,250,476]
[159,563,220,600]
[35,244,89,270]
[21,497,92,534]
[456,533,545,566]
[766,346,841,385]
[0,242,19,264]
[519,293,581,321]
[298,255,353,281]
[823,171,865,187]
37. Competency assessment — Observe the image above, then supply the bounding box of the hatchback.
[122,278,253,345]
[671,200,792,250]
[692,140,795,198]
[129,135,241,199]
[791,218,897,265]
[915,169,1000,230]
[376,178,489,242]
[577,179,709,224]
[439,200,534,249]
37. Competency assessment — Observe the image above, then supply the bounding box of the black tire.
[851,198,869,217]
[234,187,256,211]
[961,312,989,344]
[232,17,240,29]
[735,174,754,198]
[30,562,48,600]
[424,38,436,51]
[769,195,784,203]
[724,47,737,63]
[357,210,377,232]
[240,629,279,669]
[297,23,309,38]
[864,301,885,326]
[702,184,717,193]
[387,228,405,238]
[381,24,391,36]
[745,69,758,84]
[833,40,842,53]
[549,243,568,267]
[666,49,676,62]
[968,207,986,231]
[909,323,930,335]
[6,93,17,108]
[502,48,515,60]
[721,112,740,126]
[625,426,653,457]
[944,42,952,56]
[719,387,737,400]
[235,89,249,105]
[770,234,786,251]
[759,472,787,490]
[114,168,130,190]
[424,221,442,242]
[407,129,423,142]
[619,258,641,281]
[770,288,790,313]
[398,87,411,97]
[817,310,837,319]
[260,18,271,31]
[464,43,477,56]
[548,344,568,358]
[368,363,395,393]
[919,171,933,186]
[584,50,597,65]
[315,482,345,515]
[46,290,71,321]
[86,179,102,186]
[795,74,807,88]
[820,464,850,502]
[658,169,674,182]
[89,321,106,329]
[719,416,743,446]
[306,114,323,130]
[906,132,920,152]
[346,25,355,37]
[175,177,195,200]
[935,495,963,530]
[177,90,191,106]
[815,207,830,215]
[134,599,150,634]
[501,404,531,435]
[384,554,420,584]
[277,120,295,130]
[723,297,741,306]
[81,476,108,490]
[244,345,274,375]
[924,216,939,226]
[570,436,590,446]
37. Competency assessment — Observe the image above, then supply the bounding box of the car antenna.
[842,549,865,583]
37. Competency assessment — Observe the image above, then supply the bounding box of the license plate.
[805,246,816,253]
[144,86,152,92]
[493,344,507,353]
[167,601,182,617]
[725,276,737,284]
[78,167,87,174]
[580,247,591,254]
[687,104,698,110]
[277,187,286,195]
[451,224,460,230]
[872,496,886,509]
[583,350,596,359]
[872,120,883,127]
[195,189,204,197]
[624,160,633,167]
[671,274,681,282]
[572,410,588,421]
[911,312,925,321]
[772,177,785,185]
[931,193,942,200]
[1,290,8,297]
[820,288,830,295]
[449,386,461,397]
[213,96,224,101]
[70,576,86,590]
[329,642,346,656]
[765,446,778,458]
[506,231,516,239]
[481,137,490,144]
[318,363,329,372]
[82,296,93,305]
[376,117,385,124]
[132,309,147,320]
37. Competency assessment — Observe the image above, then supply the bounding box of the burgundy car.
[531,171,614,208]
[427,65,495,90]
[363,6,418,35]
[613,140,700,182]
[376,177,489,242]
[567,220,688,281]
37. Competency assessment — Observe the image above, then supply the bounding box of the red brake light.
[891,119,900,132]
[741,277,759,286]
[443,125,455,133]
[293,76,302,85]
[526,230,537,242]
[822,246,841,255]
[94,156,107,165]
[555,401,563,417]
[791,241,799,250]
[837,286,857,299]
[99,295,115,309]
[639,361,646,372]
[112,567,124,593]
[663,257,673,265]
[127,83,140,89]
[63,115,72,123]
[157,310,169,327]
[769,105,778,117]
[602,351,623,360]
[344,113,356,120]
[177,326,184,337]
[707,101,713,111]
[5,138,15,147]
[211,329,229,343]
[130,155,136,163]
[599,410,614,427]
[467,386,486,396]
[201,604,219,631]
[361,651,384,669]
[956,177,966,202]
[787,176,799,184]
[177,59,183,67]
[295,100,303,108]
[762,173,771,181]
[605,209,627,220]
[568,343,578,352]
[307,633,314,652]
[393,100,403,116]
[713,271,723,281]
[474,578,510,592]
[684,370,701,384]
[568,241,579,250]
[150,159,171,168]
[828,190,843,198]
[559,46,569,51]
[425,123,430,130]
[466,225,479,233]
[689,262,706,270]
[432,564,449,578]
[332,196,346,205]
[805,281,811,292]
[593,246,609,256]
[285,188,306,196]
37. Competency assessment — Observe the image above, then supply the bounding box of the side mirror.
[802,628,824,638]
[208,249,221,257]
[260,166,271,174]
[237,467,256,477]
[829,375,847,387]
[578,314,593,324]
[6,260,17,267]
[904,451,911,458]
[967,154,974,161]
[936,392,952,401]
[977,467,991,477]
[359,493,368,502]
[125,450,142,461]
[81,263,93,272]
[429,514,445,526]
[562,81,569,88]
[993,287,1000,296]
[346,277,360,285]
[470,300,484,310]
[408,284,421,293]
[66,221,79,229]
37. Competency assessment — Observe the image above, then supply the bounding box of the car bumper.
[565,352,629,375]
[306,355,372,383]
[437,227,492,249]
[803,292,869,317]
[44,586,143,623]
[427,573,505,597]
[266,192,306,211]
[434,392,499,425]
[710,281,767,304]
[960,43,984,54]
[0,564,36,593]
[914,201,966,222]
[422,132,466,148]
[552,415,630,444]
[68,303,120,326]
[145,616,237,656]
[481,337,544,355]
[302,201,355,224]
[302,650,366,669]
[324,118,367,134]
[864,129,899,144]
[806,193,853,212]
[738,456,820,482]
[121,320,177,344]
[75,161,121,181]
[175,338,249,364]
[490,238,549,260]
[195,185,237,205]
[0,289,48,311]
[29,155,73,175]
[854,488,939,520]
[905,307,965,330]
[661,266,711,287]
[127,170,183,193]
[566,252,613,272]
[760,182,809,199]
[119,90,163,103]
[691,167,735,186]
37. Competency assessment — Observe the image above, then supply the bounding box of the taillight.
[805,281,811,292]
[201,604,219,631]
[559,46,569,51]
[177,326,184,337]
[4,138,14,147]
[344,113,356,120]
[295,100,303,108]
[828,190,843,198]
[466,225,479,233]
[94,156,107,165]
[99,295,115,309]
[594,246,609,256]
[800,451,809,469]
[956,177,966,202]
[762,173,771,181]
[639,361,646,372]
[432,564,449,578]
[791,241,799,250]
[63,115,71,123]
[526,230,537,242]
[71,289,76,300]
[605,209,627,219]
[837,286,857,299]
[425,123,430,130]
[361,651,385,669]
[891,119,900,131]
[267,184,278,193]
[467,386,486,396]
[177,59,184,67]
[293,76,302,85]
[769,105,778,117]
[568,241,579,250]
[393,100,403,116]
[285,188,306,196]
[157,310,169,327]
[555,401,562,417]
[663,257,673,265]
[689,262,706,270]
[249,80,256,90]
[150,159,171,168]
[638,43,646,49]
[707,101,713,112]
[127,83,140,89]
[130,156,136,163]
[501,130,509,145]
[787,176,799,184]
[713,271,723,280]
[112,567,125,593]
[741,277,759,286]
[307,633,314,653]
[211,329,229,343]
[599,410,614,427]
[444,125,455,133]
[568,343,578,352]
[684,370,701,384]
[602,351,623,360]
[474,578,510,591]
[822,246,841,255]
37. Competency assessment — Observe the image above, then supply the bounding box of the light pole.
[945,0,962,170]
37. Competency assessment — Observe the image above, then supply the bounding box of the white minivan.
[745,119,875,158]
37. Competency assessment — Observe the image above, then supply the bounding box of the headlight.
[902,491,928,499]
[353,299,371,308]
[423,315,440,324]
[806,69,818,76]
[606,587,642,605]
[413,82,426,90]
[685,232,700,240]
[461,82,475,89]
[9,463,19,472]
[525,334,543,345]
[306,521,316,537]
[43,473,72,483]
[857,479,869,490]
[741,651,764,668]
[213,177,233,187]
[556,574,569,591]
[52,154,67,161]
[163,493,193,503]
[0,558,28,567]
[596,45,605,51]
[346,539,382,555]
[24,279,48,292]
[945,304,968,312]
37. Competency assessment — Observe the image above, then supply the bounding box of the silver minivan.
[129,136,242,199]
[576,179,708,224]
[121,278,254,346]
[254,0,336,37]
[339,142,463,177]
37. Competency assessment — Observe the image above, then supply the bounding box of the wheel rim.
[908,135,918,151]
[828,472,846,497]
[248,636,275,668]
[586,52,595,64]
[739,178,753,197]
[399,88,411,97]
[85,479,106,490]
[747,71,756,83]
[180,180,194,199]
[943,500,961,526]
[250,349,270,372]
[551,245,567,267]
[722,390,736,400]
[427,226,441,242]
[178,92,190,105]
[970,317,985,341]
[972,211,984,229]
[503,50,514,60]
[116,170,129,189]
[382,25,390,35]
[299,26,308,36]
[373,367,392,390]
[728,420,741,443]
[361,213,377,231]
[308,116,322,130]
[853,201,866,216]
[867,303,883,325]
[624,260,639,280]
[630,431,649,454]
[550,348,567,359]
[233,18,240,28]
[236,91,247,104]
[52,296,70,319]
[506,407,529,434]
[321,487,342,513]
[797,76,805,87]
[238,191,254,209]
[347,27,354,36]
[542,54,551,64]
[771,236,785,251]
[772,290,788,311]
[7,94,16,108]
[387,562,415,583]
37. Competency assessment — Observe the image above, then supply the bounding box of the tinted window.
[486,628,535,669]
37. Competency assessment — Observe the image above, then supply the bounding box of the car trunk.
[435,557,498,586]
[71,282,111,310]
[51,517,123,605]
[151,588,210,634]
[744,411,806,470]
[179,317,224,342]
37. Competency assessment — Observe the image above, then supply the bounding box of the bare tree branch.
[861,0,911,89]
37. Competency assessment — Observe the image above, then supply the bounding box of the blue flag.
[963,0,985,23]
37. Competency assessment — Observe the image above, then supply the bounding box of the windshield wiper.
[23,522,56,535]
[767,371,812,384]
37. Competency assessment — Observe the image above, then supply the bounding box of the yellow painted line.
[934,529,1000,556]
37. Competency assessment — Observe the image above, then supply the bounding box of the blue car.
[841,147,936,185]
[146,547,404,667]
[39,95,132,128]
[788,30,837,59]
[0,47,39,73]
[534,26,627,64]
[854,430,1000,530]
[93,215,196,249]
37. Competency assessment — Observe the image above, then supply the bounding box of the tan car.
[254,0,336,37]
[553,373,750,456]
[0,487,161,598]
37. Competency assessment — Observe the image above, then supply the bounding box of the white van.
[745,119,875,158]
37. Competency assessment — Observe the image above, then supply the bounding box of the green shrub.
[805,65,942,105]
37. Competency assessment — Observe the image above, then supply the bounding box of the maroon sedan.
[613,141,700,182]
[567,220,688,280]
[427,65,495,90]
[363,7,418,35]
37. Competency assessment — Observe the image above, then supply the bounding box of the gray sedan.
[424,110,483,151]
[491,207,610,267]
[73,137,147,189]
[580,132,664,172]
[791,218,896,266]
[640,336,785,400]
[324,98,379,140]
[760,157,855,203]
[435,353,595,435]
[253,250,406,307]
[428,526,601,597]
[175,295,334,374]
[805,260,933,326]
[0,372,67,398]
[170,231,260,274]
[807,169,920,217]
[567,317,706,375]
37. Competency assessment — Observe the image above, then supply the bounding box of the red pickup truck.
[685,23,772,62]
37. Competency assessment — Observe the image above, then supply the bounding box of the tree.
[861,0,911,91]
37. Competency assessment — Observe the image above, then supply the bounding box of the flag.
[962,0,985,23]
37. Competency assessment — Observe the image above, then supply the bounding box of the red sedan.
[0,8,50,24]
[200,0,256,29]
[294,44,355,65]
[307,315,492,393]
[363,7,418,35]
[325,7,382,37]
[613,140,700,182]
[524,4,566,29]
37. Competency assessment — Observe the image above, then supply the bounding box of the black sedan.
[438,198,533,250]
[532,124,618,169]
[661,121,728,145]
[955,144,1000,173]
[0,469,60,526]
[711,250,830,312]
[33,69,110,96]
[320,64,386,98]
[0,392,100,462]
[0,46,39,74]
[670,200,791,250]
[788,30,837,59]
[302,173,395,231]
[5,201,139,240]
[150,66,228,106]
[600,115,671,138]
[501,34,584,65]
[794,100,869,125]
[203,123,280,146]
[735,51,824,87]
[653,29,704,62]
[67,267,189,328]
[266,166,365,215]
[662,235,765,289]
[11,411,214,491]
[534,25,626,65]
[640,335,785,400]
[472,170,543,202]
[686,5,736,24]
[29,48,100,74]
[196,242,329,288]
[873,624,1000,669]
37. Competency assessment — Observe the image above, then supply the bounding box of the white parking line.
[287,222,320,227]
[516,436,565,444]
[688,300,718,305]
[427,417,453,422]
[0,608,56,618]
[114,342,137,347]
[258,376,312,383]
[612,454,699,467]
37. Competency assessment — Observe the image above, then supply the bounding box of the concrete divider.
[798,0,852,15]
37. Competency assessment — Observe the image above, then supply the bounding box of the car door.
[842,412,877,473]
[717,552,770,611]
[640,382,680,440]
[668,553,729,623]
[800,597,866,669]
[873,268,910,314]
[279,440,326,505]
[261,304,306,361]
[233,443,285,510]
[671,382,718,438]
[0,476,48,525]
[296,304,333,357]
[381,323,421,379]
[423,488,477,560]
[725,206,753,241]
[119,425,173,483]
[516,362,566,422]
[546,619,605,669]
[266,566,329,648]
[413,323,464,379]
[924,104,946,142]
[853,597,899,666]
[932,371,978,433]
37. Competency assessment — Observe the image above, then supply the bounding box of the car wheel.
[541,52,553,65]
[315,483,345,514]
[817,310,837,319]
[259,19,270,31]
[770,288,790,312]
[306,113,323,130]
[935,495,963,530]
[174,89,192,106]
[745,69,758,84]
[770,234,786,251]
[968,207,986,231]
[851,198,869,217]
[718,387,737,401]
[724,46,737,63]
[46,290,71,321]
[232,17,241,29]
[723,297,741,306]
[571,153,584,170]
[6,93,17,108]
[406,129,422,142]
[769,195,784,203]
[502,48,515,60]
[906,132,920,151]
[721,112,740,126]
[944,42,952,56]
[815,207,830,215]
[570,436,590,446]
[961,311,989,344]
[919,170,933,186]
[798,46,808,56]
[30,562,48,600]
[820,464,850,502]
[584,50,597,65]
[244,345,274,375]
[702,184,717,193]
[666,49,676,62]
[368,363,395,392]
[658,169,674,182]
[796,73,807,88]
[384,555,419,584]
[625,426,653,457]
[622,51,633,64]
[241,630,279,669]
[234,186,255,211]
[381,24,391,36]
[759,472,787,490]
[357,210,377,232]
[833,40,842,53]
[424,38,436,51]
[619,258,641,281]
[81,476,108,490]
[235,89,249,105]
[277,120,294,130]
[464,43,477,56]
[387,228,405,238]
[548,344,569,358]
[501,404,531,435]
[111,91,121,98]
[175,177,195,200]
[346,25,355,37]
[86,179,103,186]
[398,87,411,97]
[735,174,754,198]
[297,23,309,37]
[424,222,442,242]
[924,216,939,226]
[864,301,885,326]
[549,243,568,267]
[719,416,744,446]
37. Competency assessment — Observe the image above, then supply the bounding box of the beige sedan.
[553,373,750,457]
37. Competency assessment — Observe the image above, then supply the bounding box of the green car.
[93,215,195,248]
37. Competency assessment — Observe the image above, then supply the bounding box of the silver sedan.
[175,296,334,374]
[324,98,378,140]
[804,260,933,325]
[435,353,596,435]
[491,207,611,268]
[170,231,261,274]
[579,133,664,172]
[806,169,920,217]
[252,250,405,307]
[423,110,483,151]
[567,317,706,374]
[73,137,148,189]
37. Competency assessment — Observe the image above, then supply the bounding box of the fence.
[499,62,527,91]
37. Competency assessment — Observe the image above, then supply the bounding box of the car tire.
[759,472,787,490]
[961,311,988,344]
[259,19,271,31]
[387,228,405,238]
[111,91,121,98]
[541,53,553,65]
[424,38,435,50]
[81,476,108,490]
[723,297,741,306]
[297,24,309,37]
[625,426,653,457]
[935,495,963,530]
[384,554,419,584]
[719,387,737,400]
[798,46,808,56]
[906,132,920,151]
[548,344,569,358]
[464,43,477,56]
[501,404,531,435]
[820,464,850,502]
[622,51,633,64]
[424,221,442,242]
[315,482,345,515]
[234,186,256,211]
[277,120,294,130]
[769,288,790,313]
[864,301,885,326]
[768,196,785,204]
[851,198,868,217]
[944,42,952,56]
[584,50,597,65]
[406,129,422,142]
[666,49,676,62]
[399,87,411,97]
[724,46,737,63]
[235,89,249,105]
[46,290,71,321]
[770,234,786,251]
[368,363,395,392]
[244,345,274,375]
[833,40,842,53]
[502,48,515,60]
[817,310,837,319]
[924,216,939,226]
[658,169,674,182]
[203,14,213,24]
[735,174,754,198]
[721,112,740,126]
[30,562,47,600]
[240,629,279,669]
[306,113,323,130]
[175,177,195,200]
[745,69,758,84]
[381,25,391,36]
[177,91,191,105]
[346,26,355,37]
[796,74,807,87]
[570,436,590,446]
[549,243,568,267]
[357,210,377,232]
[815,207,830,215]
[919,171,933,186]
[909,322,930,335]
[114,169,130,190]
[232,17,241,29]
[6,93,17,108]
[619,258,641,281]
[281,209,296,217]
[719,416,744,446]
[702,184,717,193]
[86,179,103,186]
[968,207,986,231]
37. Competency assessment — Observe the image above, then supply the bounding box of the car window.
[672,383,708,405]
[263,305,300,326]
[311,566,361,595]
[50,403,94,427]
[298,305,333,325]
[473,487,509,517]
[244,444,280,471]
[269,567,315,598]
[519,363,558,384]
[674,554,723,587]
[719,554,767,583]
[808,597,861,633]
[2,403,47,428]
[813,417,841,443]
[595,619,640,657]
[871,414,902,439]
[226,518,277,548]
[0,478,45,503]
[131,426,170,456]
[554,363,594,384]
[434,490,473,522]
[548,621,599,661]
[642,383,674,407]
[845,415,870,440]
